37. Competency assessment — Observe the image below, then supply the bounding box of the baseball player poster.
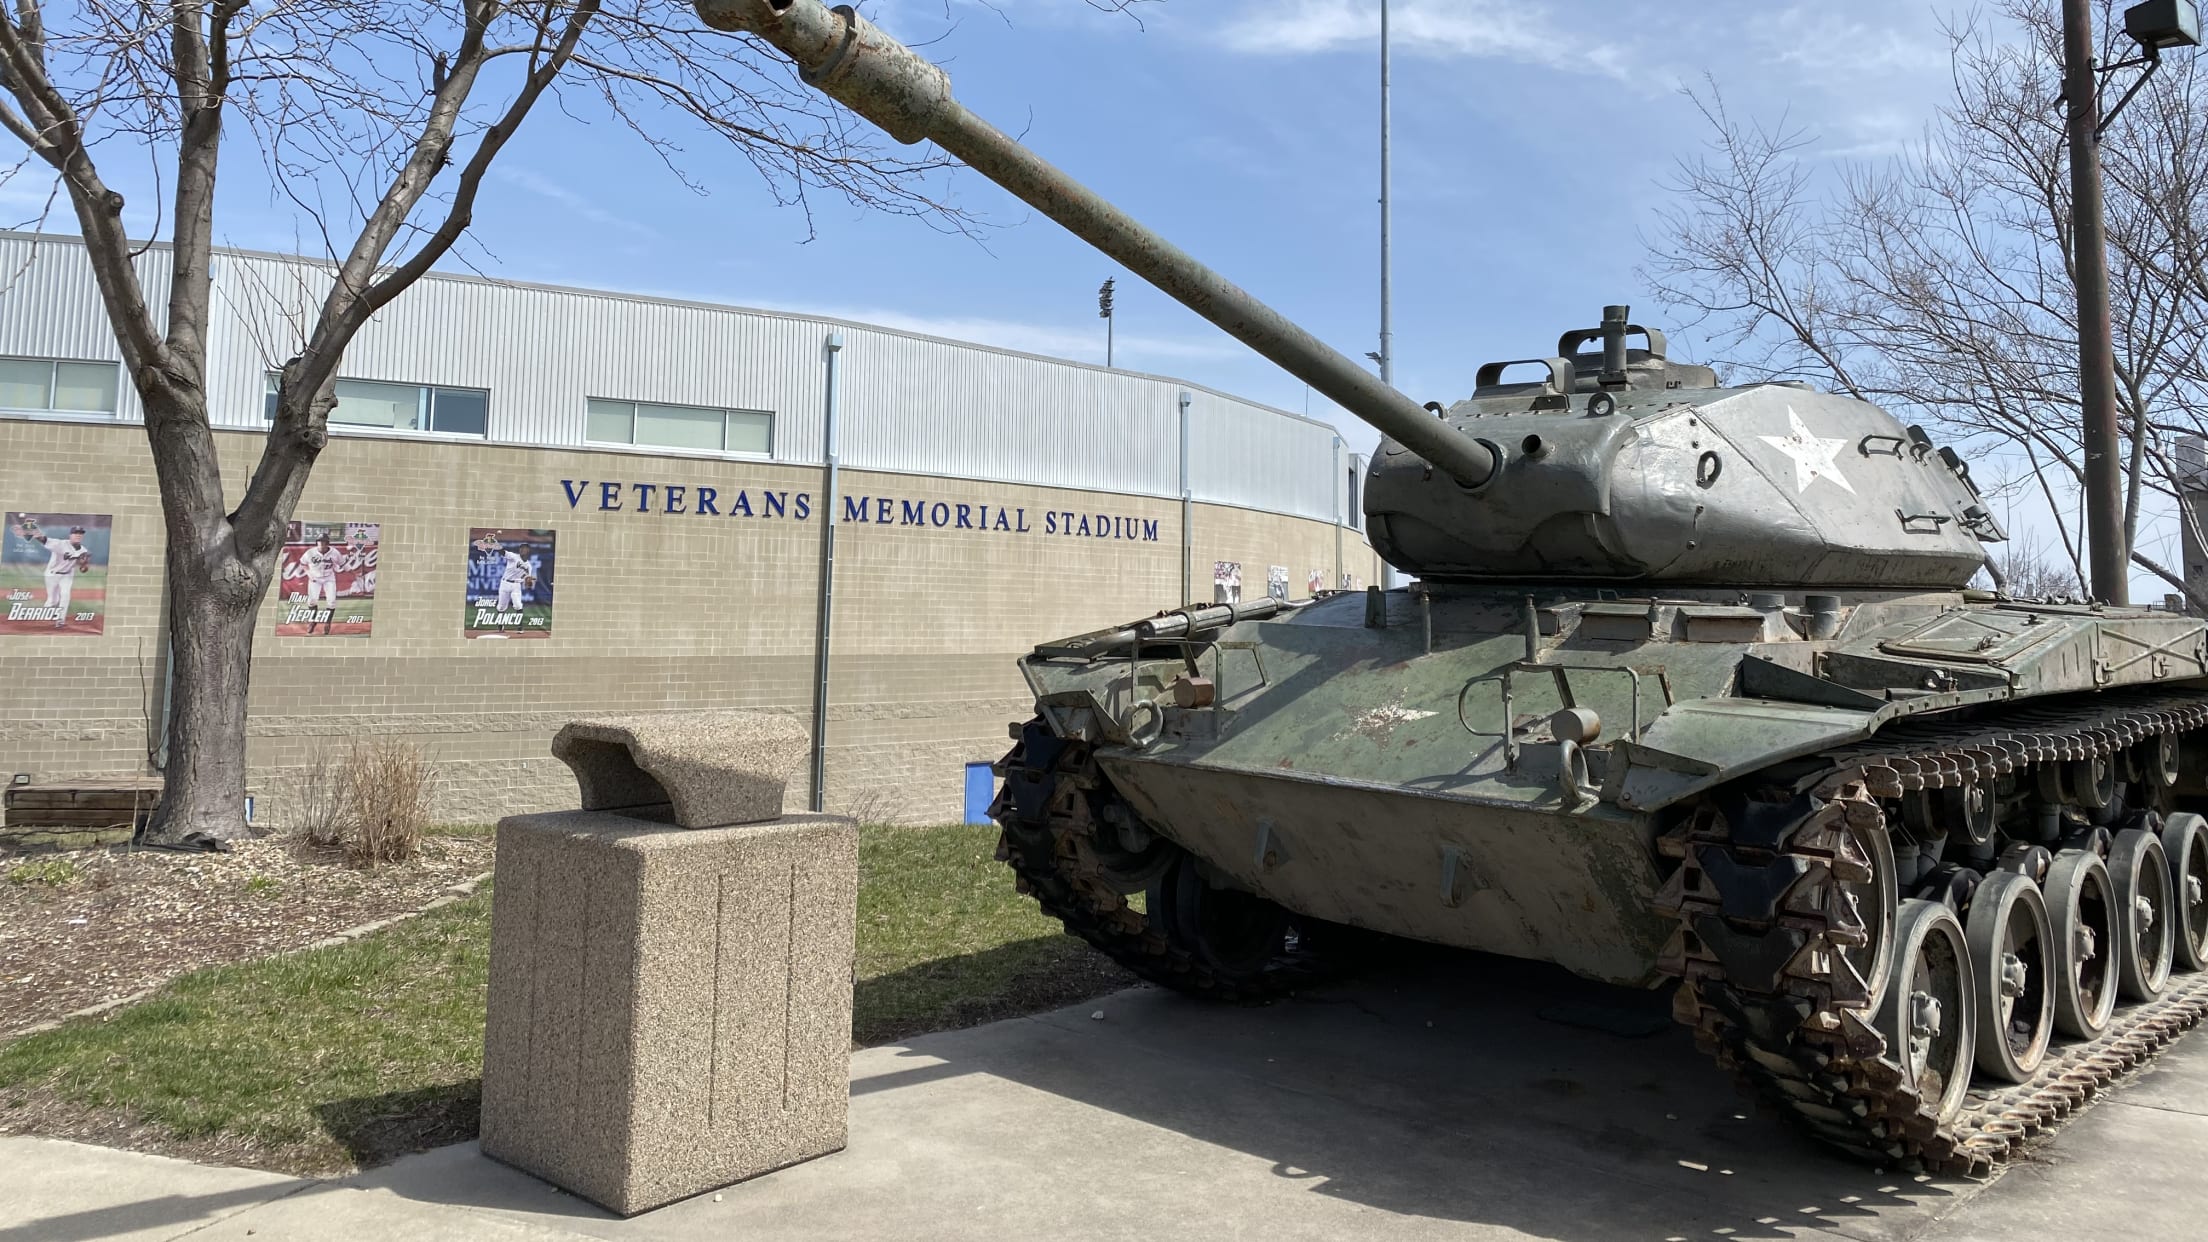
[2,510,111,636]
[465,527,556,639]
[1212,560,1241,605]
[274,521,379,637]
[1267,565,1289,602]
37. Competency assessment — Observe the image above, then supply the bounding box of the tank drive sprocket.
[988,720,1350,1003]
[1658,690,2208,1175]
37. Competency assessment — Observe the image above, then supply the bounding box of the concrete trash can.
[480,712,857,1216]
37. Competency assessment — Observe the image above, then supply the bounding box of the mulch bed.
[0,834,493,1040]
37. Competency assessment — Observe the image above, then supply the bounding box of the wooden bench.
[2,776,161,851]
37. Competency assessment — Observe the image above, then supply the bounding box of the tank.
[700,0,2208,1174]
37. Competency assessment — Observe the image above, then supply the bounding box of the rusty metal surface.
[1660,689,2208,1174]
[1093,754,1671,985]
[1007,584,2208,994]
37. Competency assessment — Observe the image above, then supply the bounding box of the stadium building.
[0,232,1381,824]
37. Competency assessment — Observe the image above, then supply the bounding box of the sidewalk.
[5,951,2204,1241]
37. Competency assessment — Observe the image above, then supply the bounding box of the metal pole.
[1379,0,1393,388]
[698,0,1498,489]
[1179,389,1193,604]
[809,331,845,812]
[1334,435,1345,588]
[1107,312,1114,369]
[2064,0,2129,604]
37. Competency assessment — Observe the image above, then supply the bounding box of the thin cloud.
[1218,0,1637,83]
[804,304,1245,366]
[1747,4,1951,87]
[493,168,658,240]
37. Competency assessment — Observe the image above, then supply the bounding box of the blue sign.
[560,480,1160,543]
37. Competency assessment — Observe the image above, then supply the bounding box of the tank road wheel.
[1844,811,1902,1015]
[1963,872,2054,1083]
[1150,855,1294,979]
[2163,812,2208,972]
[1793,798,1900,1015]
[2137,732,2182,813]
[2046,850,2120,1038]
[1875,899,1977,1124]
[2068,756,2116,814]
[2108,828,2175,1001]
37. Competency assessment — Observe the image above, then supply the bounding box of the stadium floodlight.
[1098,276,1116,367]
[2125,0,2202,50]
[2100,1,2202,138]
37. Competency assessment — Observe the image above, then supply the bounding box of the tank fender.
[1609,698,1884,813]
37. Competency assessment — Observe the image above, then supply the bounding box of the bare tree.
[1644,1,2208,607]
[1987,531,2089,599]
[0,1,1014,847]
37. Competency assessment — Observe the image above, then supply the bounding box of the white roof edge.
[0,228,1348,435]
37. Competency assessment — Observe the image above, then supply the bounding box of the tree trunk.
[139,389,284,850]
[145,557,264,847]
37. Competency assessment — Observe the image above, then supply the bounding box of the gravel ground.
[0,834,493,1039]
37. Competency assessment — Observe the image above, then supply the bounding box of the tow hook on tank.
[1457,659,1636,806]
[1552,708,1603,812]
[1122,699,1165,748]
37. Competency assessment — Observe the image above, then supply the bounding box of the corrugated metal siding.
[6,232,1346,521]
[0,234,171,424]
[204,259,841,450]
[837,324,1176,495]
[1187,387,1339,521]
[206,250,328,427]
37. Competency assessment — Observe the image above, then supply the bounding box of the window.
[0,356,119,415]
[264,375,489,436]
[587,397,772,456]
[1346,466,1363,530]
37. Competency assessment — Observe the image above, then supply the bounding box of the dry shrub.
[291,746,349,852]
[836,785,909,828]
[336,740,435,867]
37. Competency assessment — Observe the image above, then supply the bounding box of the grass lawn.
[0,823,1127,1174]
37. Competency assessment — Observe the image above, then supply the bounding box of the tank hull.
[1011,581,2208,973]
[997,583,2208,1171]
[1094,755,1670,986]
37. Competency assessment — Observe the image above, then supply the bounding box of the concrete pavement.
[4,949,2202,1241]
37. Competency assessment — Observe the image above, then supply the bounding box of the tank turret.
[698,2,2002,590]
[1366,305,2006,587]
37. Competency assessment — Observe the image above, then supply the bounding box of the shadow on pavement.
[853,944,1972,1240]
[346,943,1976,1240]
[0,1182,311,1242]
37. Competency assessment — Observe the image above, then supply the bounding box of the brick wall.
[0,417,1384,824]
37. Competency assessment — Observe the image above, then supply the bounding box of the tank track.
[1658,689,2208,1175]
[988,725,1336,1003]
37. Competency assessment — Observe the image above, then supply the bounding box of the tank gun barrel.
[694,0,1498,488]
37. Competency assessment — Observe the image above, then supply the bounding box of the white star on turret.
[1759,406,1855,495]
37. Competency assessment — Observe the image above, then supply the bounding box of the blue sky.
[60,0,1962,454]
[455,0,1957,461]
[15,0,2151,587]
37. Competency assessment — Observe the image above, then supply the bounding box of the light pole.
[1378,0,1393,388]
[2065,0,2201,605]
